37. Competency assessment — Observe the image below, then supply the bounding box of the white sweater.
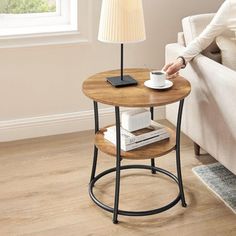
[182,0,236,63]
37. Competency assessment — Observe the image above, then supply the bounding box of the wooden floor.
[0,121,235,236]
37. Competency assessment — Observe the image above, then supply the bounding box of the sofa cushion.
[182,14,215,44]
[177,32,186,46]
[216,36,236,70]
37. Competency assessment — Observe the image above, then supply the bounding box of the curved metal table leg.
[90,101,99,182]
[113,106,122,224]
[176,99,187,207]
[150,107,156,174]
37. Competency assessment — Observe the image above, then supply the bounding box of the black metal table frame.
[89,100,187,224]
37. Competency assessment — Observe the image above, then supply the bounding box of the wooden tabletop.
[82,68,191,107]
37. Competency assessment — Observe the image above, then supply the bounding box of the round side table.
[82,68,191,224]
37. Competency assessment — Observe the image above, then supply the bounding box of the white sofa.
[165,14,236,175]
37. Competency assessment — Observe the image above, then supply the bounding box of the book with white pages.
[104,132,170,152]
[105,120,168,145]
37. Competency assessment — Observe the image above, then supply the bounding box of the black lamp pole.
[106,44,138,87]
[121,43,124,81]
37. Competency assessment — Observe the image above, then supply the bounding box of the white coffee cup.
[150,70,166,87]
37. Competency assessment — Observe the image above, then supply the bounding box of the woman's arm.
[182,0,230,63]
[163,0,230,75]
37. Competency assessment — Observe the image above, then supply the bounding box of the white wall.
[0,0,224,141]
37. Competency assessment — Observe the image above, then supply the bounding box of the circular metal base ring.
[89,164,181,217]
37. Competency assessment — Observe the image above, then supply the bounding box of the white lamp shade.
[98,0,146,43]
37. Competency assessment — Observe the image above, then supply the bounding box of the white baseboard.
[0,107,165,142]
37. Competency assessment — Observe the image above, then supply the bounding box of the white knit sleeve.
[181,0,230,63]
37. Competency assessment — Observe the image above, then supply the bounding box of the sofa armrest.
[193,55,236,132]
[166,43,236,137]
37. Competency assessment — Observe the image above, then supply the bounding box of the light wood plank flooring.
[0,121,235,236]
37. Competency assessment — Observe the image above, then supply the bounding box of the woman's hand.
[162,58,184,76]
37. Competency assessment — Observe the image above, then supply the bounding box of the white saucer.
[144,80,173,90]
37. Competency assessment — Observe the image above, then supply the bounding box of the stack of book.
[104,121,170,151]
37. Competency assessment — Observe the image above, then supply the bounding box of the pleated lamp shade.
[98,0,146,43]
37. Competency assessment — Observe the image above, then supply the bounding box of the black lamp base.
[107,75,138,87]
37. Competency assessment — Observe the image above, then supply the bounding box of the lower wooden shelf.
[95,126,176,160]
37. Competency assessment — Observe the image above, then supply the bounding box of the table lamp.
[98,0,146,87]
